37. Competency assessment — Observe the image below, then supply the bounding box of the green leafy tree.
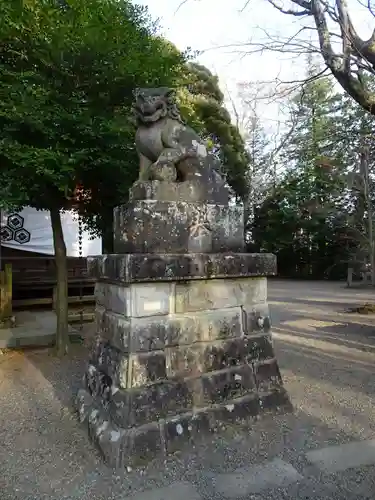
[252,63,350,278]
[0,0,185,354]
[333,90,375,278]
[251,61,375,280]
[178,63,251,199]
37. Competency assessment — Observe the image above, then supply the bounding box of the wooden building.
[0,207,101,324]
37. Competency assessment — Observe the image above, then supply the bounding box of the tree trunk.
[50,207,69,356]
[101,206,114,254]
[360,147,375,286]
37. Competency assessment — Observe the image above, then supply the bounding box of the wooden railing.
[1,257,95,323]
[6,256,90,287]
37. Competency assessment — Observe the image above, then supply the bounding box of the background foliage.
[247,62,375,280]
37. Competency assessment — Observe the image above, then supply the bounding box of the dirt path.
[0,280,374,499]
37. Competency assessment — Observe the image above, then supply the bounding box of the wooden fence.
[0,264,12,322]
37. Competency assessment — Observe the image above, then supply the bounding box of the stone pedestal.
[76,181,291,468]
[113,180,243,254]
[113,201,245,254]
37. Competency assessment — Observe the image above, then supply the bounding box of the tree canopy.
[178,62,251,199]
[0,0,187,353]
[0,0,251,353]
[0,0,186,220]
[249,60,375,280]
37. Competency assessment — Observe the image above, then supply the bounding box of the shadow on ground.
[0,342,365,500]
[0,280,374,499]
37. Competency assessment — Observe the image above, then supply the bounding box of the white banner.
[0,207,102,257]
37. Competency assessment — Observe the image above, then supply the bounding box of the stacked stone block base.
[76,253,291,468]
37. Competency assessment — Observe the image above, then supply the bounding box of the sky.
[134,0,373,130]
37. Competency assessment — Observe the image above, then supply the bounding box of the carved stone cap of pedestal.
[87,252,277,283]
[129,179,229,205]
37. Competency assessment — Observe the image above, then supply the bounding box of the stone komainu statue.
[133,87,223,183]
[75,88,288,472]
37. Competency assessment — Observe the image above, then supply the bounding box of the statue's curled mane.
[163,91,183,122]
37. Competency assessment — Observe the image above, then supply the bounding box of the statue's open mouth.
[135,101,167,124]
[138,102,164,116]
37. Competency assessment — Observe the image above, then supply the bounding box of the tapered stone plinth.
[76,252,291,468]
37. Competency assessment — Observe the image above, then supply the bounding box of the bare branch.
[201,35,322,58]
[257,0,375,114]
[182,0,375,113]
[174,0,189,14]
[267,0,311,16]
[280,66,330,85]
[240,0,251,12]
[269,115,298,162]
[224,83,241,128]
[320,0,339,22]
[287,0,313,9]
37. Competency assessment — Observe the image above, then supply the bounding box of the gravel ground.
[0,280,375,499]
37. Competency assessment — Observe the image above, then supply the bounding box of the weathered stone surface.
[87,253,276,283]
[90,341,128,388]
[253,359,283,393]
[199,365,256,405]
[259,390,293,413]
[87,405,111,444]
[92,348,168,391]
[156,337,273,384]
[243,334,274,362]
[113,201,244,254]
[95,306,130,352]
[129,179,229,205]
[166,338,247,378]
[78,273,290,470]
[202,338,247,371]
[175,278,267,313]
[95,282,269,344]
[242,302,272,334]
[76,389,126,468]
[94,301,269,359]
[96,281,175,317]
[75,385,292,468]
[97,424,126,468]
[109,381,192,428]
[171,307,244,344]
[166,344,204,378]
[127,351,167,388]
[209,394,261,424]
[84,362,112,404]
[76,388,95,424]
[129,316,168,352]
[164,410,211,453]
[122,422,163,465]
[95,282,129,314]
[129,307,243,352]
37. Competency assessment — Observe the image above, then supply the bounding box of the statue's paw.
[150,161,177,182]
